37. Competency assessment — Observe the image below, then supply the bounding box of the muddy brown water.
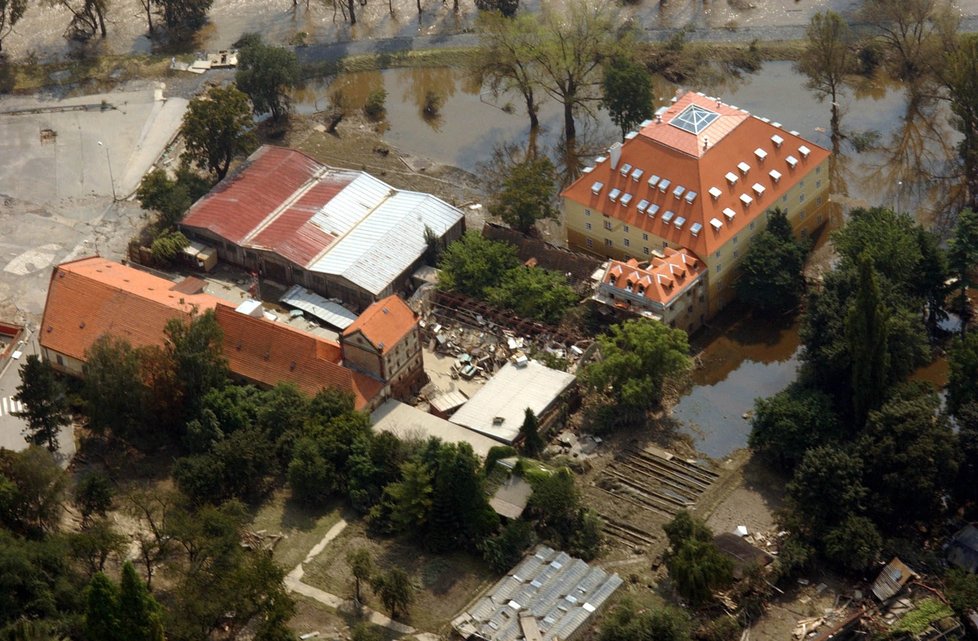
[295,61,959,458]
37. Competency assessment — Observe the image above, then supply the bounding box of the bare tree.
[0,0,28,52]
[127,489,177,590]
[796,11,854,143]
[861,0,959,83]
[475,10,543,131]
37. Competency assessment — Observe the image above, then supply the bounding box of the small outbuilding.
[370,399,498,458]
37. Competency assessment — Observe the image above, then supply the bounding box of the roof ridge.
[244,164,331,246]
[305,172,396,267]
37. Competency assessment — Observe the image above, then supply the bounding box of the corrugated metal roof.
[450,361,576,444]
[370,399,499,458]
[279,285,358,330]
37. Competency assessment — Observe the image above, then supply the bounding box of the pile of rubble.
[240,529,283,552]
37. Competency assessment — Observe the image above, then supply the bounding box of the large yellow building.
[563,91,831,321]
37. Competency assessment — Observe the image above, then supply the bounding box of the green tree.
[163,309,228,424]
[582,319,691,411]
[13,356,70,452]
[480,520,536,572]
[0,448,66,536]
[0,0,28,53]
[74,471,113,525]
[947,37,978,210]
[954,402,978,507]
[489,155,557,234]
[347,549,373,603]
[847,256,889,426]
[475,11,541,129]
[70,518,126,577]
[287,437,336,506]
[438,232,519,298]
[155,0,213,30]
[118,561,164,641]
[136,167,211,229]
[383,460,434,533]
[823,515,882,573]
[371,568,413,620]
[0,530,84,628]
[518,408,544,457]
[599,599,691,641]
[663,512,733,606]
[748,385,840,472]
[784,445,867,539]
[150,230,189,264]
[181,85,254,180]
[601,55,654,140]
[235,34,300,122]
[947,208,978,325]
[85,573,121,641]
[527,467,580,540]
[425,443,498,552]
[948,332,978,414]
[736,209,807,314]
[485,267,577,323]
[82,335,147,440]
[796,11,853,139]
[945,568,978,615]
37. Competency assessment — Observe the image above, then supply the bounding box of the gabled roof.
[600,248,705,306]
[563,92,830,257]
[215,304,381,409]
[341,295,416,353]
[40,256,222,361]
[181,145,464,296]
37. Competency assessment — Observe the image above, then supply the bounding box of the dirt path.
[283,517,423,638]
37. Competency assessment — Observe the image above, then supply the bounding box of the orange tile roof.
[40,257,222,362]
[41,257,382,409]
[341,295,417,354]
[562,91,830,258]
[602,248,705,306]
[215,304,381,409]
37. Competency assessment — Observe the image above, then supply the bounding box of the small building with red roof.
[563,91,830,320]
[39,257,421,410]
[592,247,707,333]
[179,145,465,311]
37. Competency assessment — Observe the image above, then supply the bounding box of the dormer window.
[648,204,660,217]
[752,183,766,197]
[609,188,621,202]
[620,163,632,177]
[684,191,697,204]
[658,178,671,193]
[722,207,736,221]
[725,172,738,185]
[620,193,633,207]
[798,145,811,159]
[754,148,768,162]
[771,134,784,148]
[710,217,723,231]
[690,222,703,237]
[786,155,798,169]
[637,199,650,213]
[769,170,782,183]
[708,186,722,200]
[661,210,675,224]
[631,168,644,181]
[672,185,685,199]
[740,194,753,206]
[648,175,661,189]
[737,161,751,175]
[591,181,604,195]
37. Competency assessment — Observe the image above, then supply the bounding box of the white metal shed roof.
[279,284,358,330]
[371,399,499,458]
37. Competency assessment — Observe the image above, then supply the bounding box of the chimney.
[609,142,622,170]
[703,136,709,150]
[656,114,662,124]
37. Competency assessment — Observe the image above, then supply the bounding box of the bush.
[149,230,189,264]
[364,88,388,121]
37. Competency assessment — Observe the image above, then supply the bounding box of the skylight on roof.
[685,191,697,204]
[658,179,671,192]
[799,145,811,158]
[771,134,784,148]
[620,163,632,176]
[648,204,660,217]
[648,175,661,188]
[620,193,633,207]
[609,188,621,202]
[670,103,720,134]
[690,222,703,236]
[631,168,644,181]
[591,181,604,195]
[661,210,675,223]
[637,199,650,213]
[708,187,722,200]
[674,216,686,229]
[786,155,799,168]
[673,185,685,199]
[710,218,723,230]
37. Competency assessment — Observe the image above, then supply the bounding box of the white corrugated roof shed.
[280,285,358,330]
[371,399,499,458]
[449,361,576,444]
[308,190,462,296]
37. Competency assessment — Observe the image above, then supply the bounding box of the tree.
[945,568,978,615]
[663,512,733,606]
[70,517,126,576]
[480,520,536,573]
[525,1,623,142]
[84,573,121,641]
[797,11,853,140]
[235,34,300,122]
[784,445,867,539]
[347,549,373,604]
[126,489,177,591]
[599,599,691,641]
[475,0,518,16]
[823,515,882,573]
[475,11,541,130]
[0,448,66,536]
[954,402,978,508]
[489,155,558,234]
[155,0,213,31]
[74,471,113,525]
[163,309,228,424]
[947,208,978,324]
[518,408,543,457]
[181,85,254,181]
[288,437,336,506]
[383,460,434,533]
[947,37,978,210]
[82,335,147,441]
[860,0,958,82]
[425,443,498,553]
[601,55,654,140]
[736,209,807,314]
[847,256,889,427]
[13,355,70,452]
[118,561,165,641]
[438,232,519,298]
[51,0,107,40]
[0,0,27,53]
[582,319,691,411]
[948,333,978,414]
[136,167,211,229]
[749,385,840,472]
[371,568,413,620]
[485,267,577,324]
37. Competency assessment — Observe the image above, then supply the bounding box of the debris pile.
[240,529,283,552]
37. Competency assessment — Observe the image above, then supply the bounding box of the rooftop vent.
[661,210,675,224]
[740,193,753,206]
[631,167,644,181]
[722,207,736,221]
[658,178,671,193]
[591,181,604,195]
[737,161,751,175]
[620,193,633,207]
[637,199,650,213]
[752,183,766,197]
[754,148,768,161]
[725,172,739,185]
[690,222,703,236]
[771,134,784,148]
[609,142,622,169]
[673,185,685,199]
[786,155,799,169]
[769,170,782,183]
[684,191,698,204]
[620,163,632,177]
[609,188,621,202]
[710,218,724,231]
[799,145,811,158]
[708,186,722,200]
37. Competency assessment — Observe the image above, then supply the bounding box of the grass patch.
[249,489,345,570]
[301,520,499,635]
[300,47,478,79]
[892,598,954,636]
[2,53,190,94]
